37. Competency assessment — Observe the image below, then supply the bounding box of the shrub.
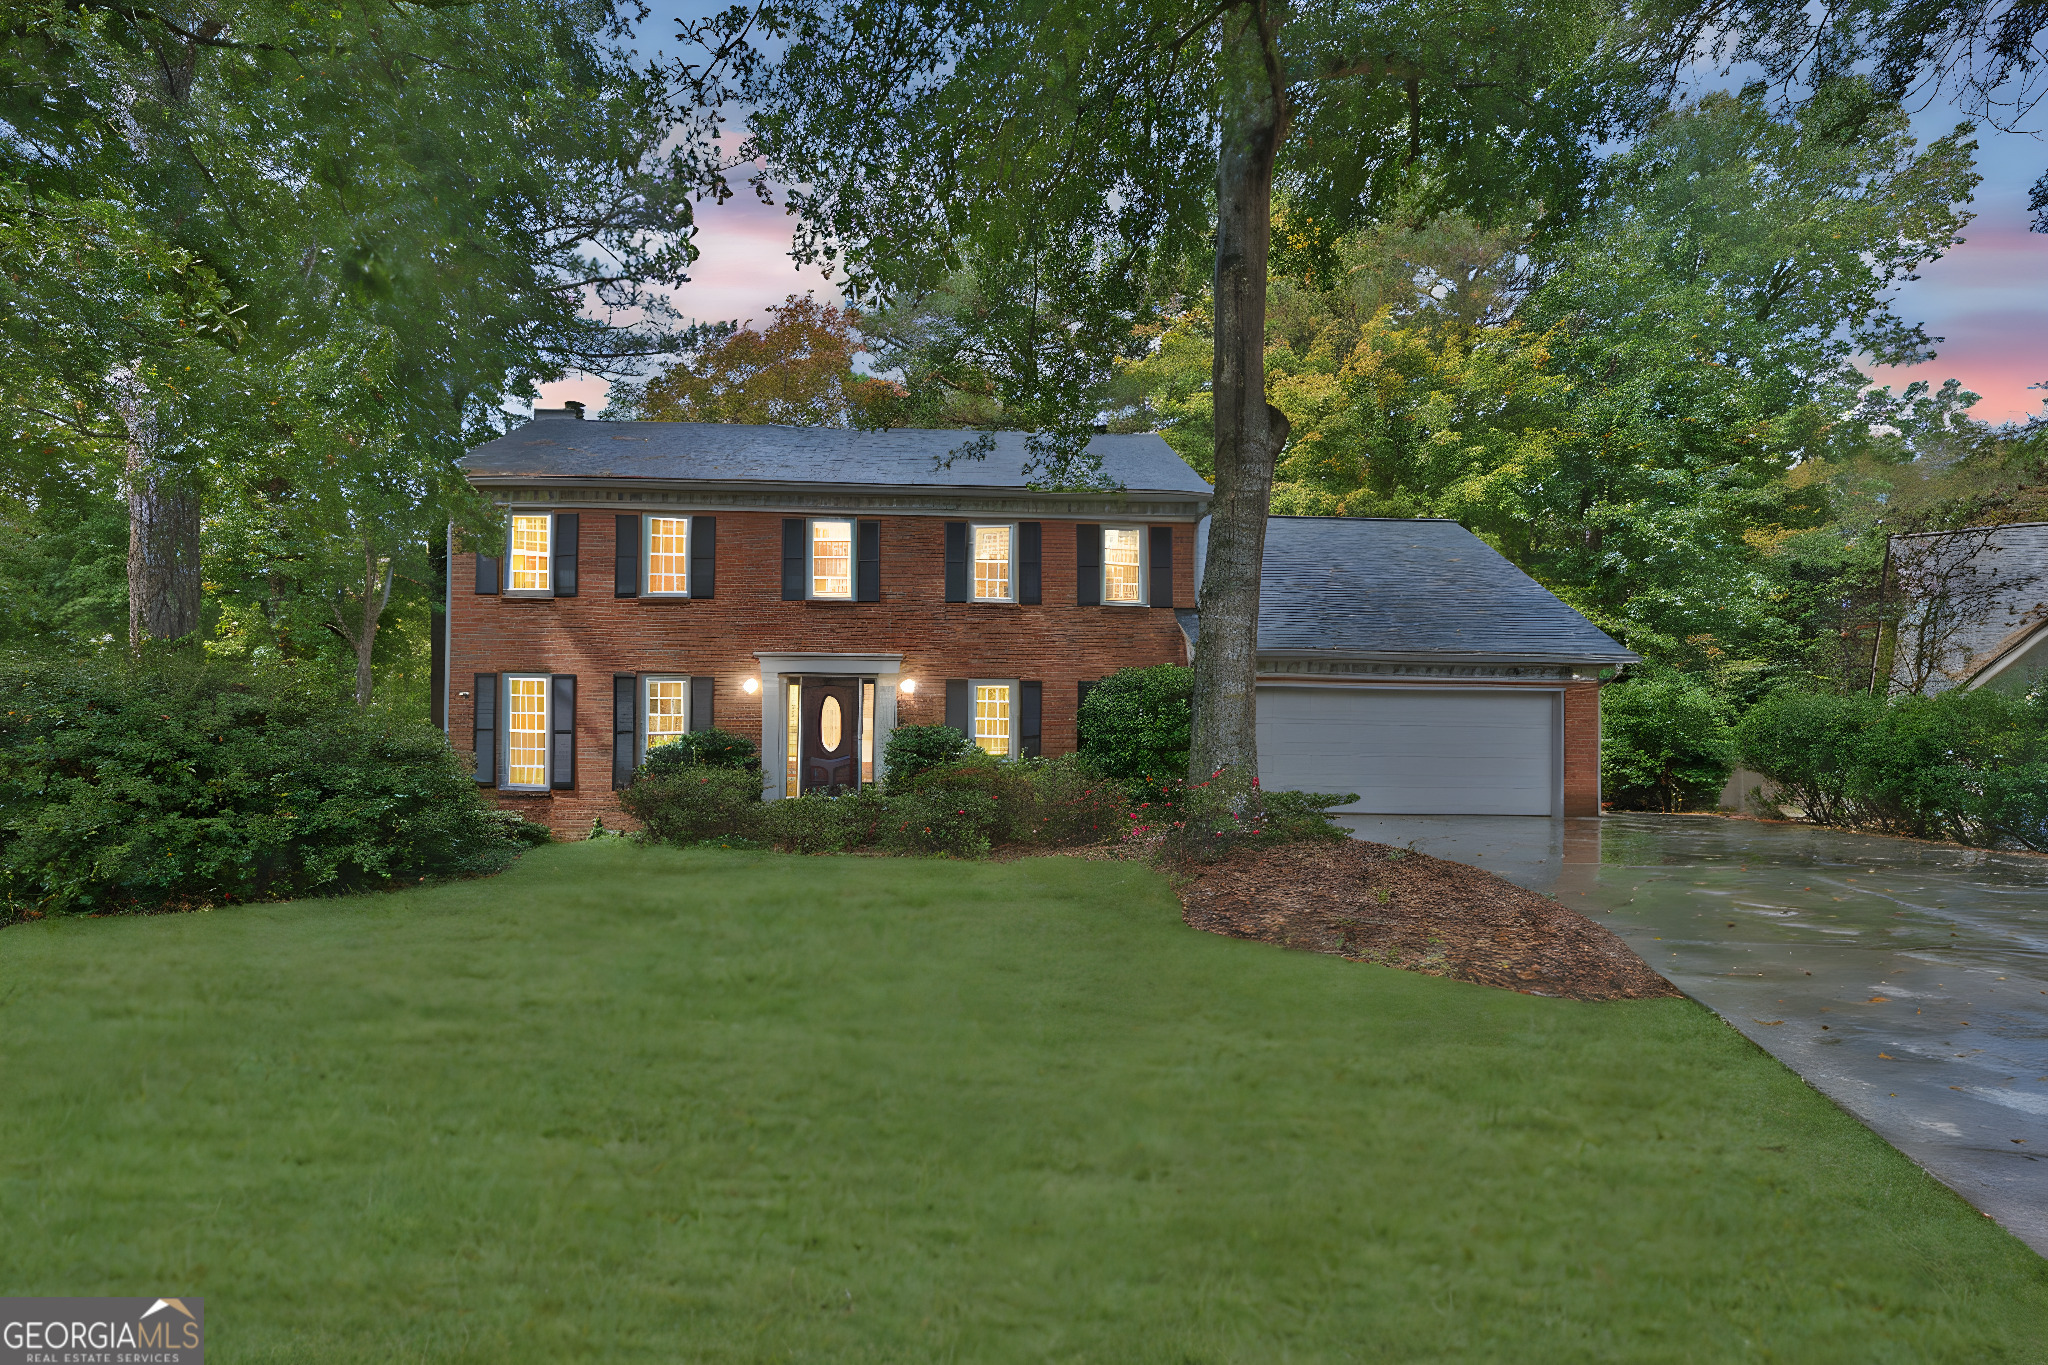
[1160,768,1353,863]
[640,727,760,777]
[618,765,760,844]
[883,788,1001,858]
[1077,665,1193,789]
[1737,686,2048,847]
[756,788,879,854]
[0,655,523,917]
[1008,754,1129,847]
[882,723,972,791]
[1600,671,1738,812]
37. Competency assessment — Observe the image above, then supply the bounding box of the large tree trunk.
[1189,4,1289,780]
[115,379,203,648]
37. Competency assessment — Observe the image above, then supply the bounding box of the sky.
[537,28,2048,427]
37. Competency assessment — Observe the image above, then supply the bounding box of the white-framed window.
[645,516,689,595]
[508,514,552,593]
[505,674,550,787]
[971,523,1014,602]
[642,675,690,762]
[972,679,1015,758]
[811,519,854,599]
[1102,525,1145,605]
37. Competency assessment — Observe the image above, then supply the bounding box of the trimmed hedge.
[1737,687,2048,849]
[1077,665,1192,789]
[0,656,533,917]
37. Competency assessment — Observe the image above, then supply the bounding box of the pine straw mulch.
[1173,837,1681,1002]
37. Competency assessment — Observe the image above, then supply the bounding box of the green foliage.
[882,723,973,791]
[882,789,1002,859]
[1005,754,1131,848]
[1161,769,1354,863]
[1600,672,1739,812]
[1077,665,1194,787]
[0,655,521,917]
[640,728,761,777]
[617,765,762,846]
[1736,688,2048,848]
[755,788,895,855]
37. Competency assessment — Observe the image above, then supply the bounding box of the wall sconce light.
[741,677,760,695]
[898,678,917,695]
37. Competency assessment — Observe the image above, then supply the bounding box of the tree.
[735,0,1676,779]
[620,294,903,426]
[3,0,728,671]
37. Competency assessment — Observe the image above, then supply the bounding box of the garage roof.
[1242,516,1638,665]
[458,418,1213,496]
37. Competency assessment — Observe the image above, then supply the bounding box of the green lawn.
[2,842,2044,1363]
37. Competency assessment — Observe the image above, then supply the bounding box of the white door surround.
[753,651,905,800]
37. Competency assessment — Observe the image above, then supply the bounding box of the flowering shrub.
[883,789,1001,858]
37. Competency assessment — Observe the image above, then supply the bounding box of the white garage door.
[1257,686,1559,816]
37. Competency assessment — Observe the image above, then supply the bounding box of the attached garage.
[1258,684,1560,816]
[1192,516,1637,817]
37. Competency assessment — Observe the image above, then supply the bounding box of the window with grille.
[1102,526,1144,604]
[509,515,550,591]
[646,517,688,594]
[972,524,1013,601]
[507,676,549,785]
[974,683,1012,758]
[812,520,853,599]
[644,678,688,758]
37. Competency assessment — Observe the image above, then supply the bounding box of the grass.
[2,841,2045,1363]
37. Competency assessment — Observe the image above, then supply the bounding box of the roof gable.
[1250,516,1636,663]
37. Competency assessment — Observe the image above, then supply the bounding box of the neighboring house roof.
[1195,516,1638,666]
[1885,522,2048,695]
[457,418,1214,497]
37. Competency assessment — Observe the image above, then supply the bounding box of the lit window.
[785,681,801,796]
[646,517,688,594]
[1103,526,1144,604]
[510,515,550,591]
[974,684,1012,758]
[644,678,687,757]
[973,524,1012,601]
[507,677,548,786]
[812,520,852,598]
[860,681,876,785]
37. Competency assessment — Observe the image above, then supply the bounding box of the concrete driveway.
[1342,812,2048,1256]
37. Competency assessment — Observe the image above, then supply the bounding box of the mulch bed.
[1175,838,1681,1002]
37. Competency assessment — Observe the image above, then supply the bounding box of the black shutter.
[1020,681,1042,758]
[430,536,448,730]
[943,521,968,602]
[612,674,637,789]
[615,515,639,597]
[1076,524,1102,606]
[550,674,576,790]
[1148,525,1173,608]
[782,518,806,600]
[945,679,970,739]
[1076,679,1097,749]
[691,516,716,598]
[474,549,500,594]
[1018,522,1042,604]
[690,676,714,732]
[473,673,498,784]
[552,513,578,597]
[856,519,881,602]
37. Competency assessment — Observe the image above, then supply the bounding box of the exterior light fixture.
[899,678,917,694]
[741,677,760,695]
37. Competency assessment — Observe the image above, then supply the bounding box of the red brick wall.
[1564,678,1602,817]
[450,511,1197,832]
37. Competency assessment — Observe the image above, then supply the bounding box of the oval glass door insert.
[820,695,843,750]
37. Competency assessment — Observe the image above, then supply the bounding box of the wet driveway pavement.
[1341,812,2048,1255]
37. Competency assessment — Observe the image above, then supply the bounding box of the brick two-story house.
[444,409,1634,830]
[445,412,1207,831]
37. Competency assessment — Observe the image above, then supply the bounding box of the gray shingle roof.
[458,419,1213,496]
[1246,516,1637,663]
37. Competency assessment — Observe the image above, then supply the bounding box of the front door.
[800,677,859,792]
